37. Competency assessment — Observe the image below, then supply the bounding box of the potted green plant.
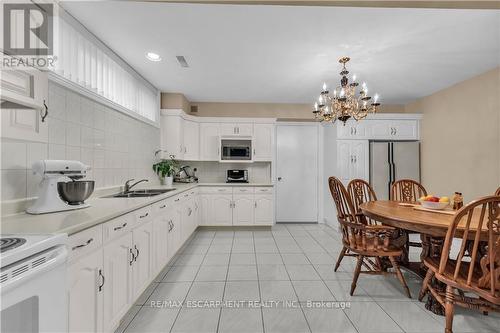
[152,157,178,187]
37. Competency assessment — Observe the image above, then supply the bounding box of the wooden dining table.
[359,200,489,315]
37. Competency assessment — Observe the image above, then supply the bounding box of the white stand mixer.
[27,160,92,214]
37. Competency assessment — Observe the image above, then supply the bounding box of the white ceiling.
[62,2,500,105]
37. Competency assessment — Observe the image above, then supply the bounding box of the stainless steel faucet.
[124,179,148,192]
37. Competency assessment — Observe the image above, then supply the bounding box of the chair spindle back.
[391,179,427,203]
[348,179,378,225]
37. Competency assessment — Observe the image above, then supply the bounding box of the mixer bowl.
[57,181,95,205]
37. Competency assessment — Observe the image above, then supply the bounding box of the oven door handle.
[0,246,68,294]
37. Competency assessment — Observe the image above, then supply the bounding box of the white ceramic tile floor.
[117,223,500,333]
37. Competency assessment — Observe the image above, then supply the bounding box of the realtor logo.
[3,3,53,55]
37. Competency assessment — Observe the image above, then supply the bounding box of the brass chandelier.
[313,57,380,124]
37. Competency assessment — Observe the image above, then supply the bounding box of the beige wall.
[405,67,500,202]
[188,102,405,119]
[160,92,191,114]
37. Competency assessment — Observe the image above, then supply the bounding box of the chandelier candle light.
[313,57,380,124]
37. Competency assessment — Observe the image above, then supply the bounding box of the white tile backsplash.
[186,161,271,183]
[1,81,160,202]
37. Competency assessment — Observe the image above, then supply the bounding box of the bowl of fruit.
[418,195,450,210]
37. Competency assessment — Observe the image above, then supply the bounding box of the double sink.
[103,188,176,198]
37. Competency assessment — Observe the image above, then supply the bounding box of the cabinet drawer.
[103,214,134,241]
[199,187,232,194]
[68,224,103,262]
[233,187,255,194]
[255,187,273,194]
[135,205,153,224]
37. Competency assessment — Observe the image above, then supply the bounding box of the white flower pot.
[162,176,173,188]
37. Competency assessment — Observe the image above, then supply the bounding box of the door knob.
[277,177,282,181]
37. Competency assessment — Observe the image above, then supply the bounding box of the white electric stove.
[0,233,68,332]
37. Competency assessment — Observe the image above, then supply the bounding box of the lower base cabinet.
[103,232,133,333]
[233,195,255,225]
[131,221,153,300]
[255,195,274,225]
[67,249,104,333]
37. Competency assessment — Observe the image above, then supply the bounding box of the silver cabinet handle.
[354,155,357,163]
[180,145,183,153]
[253,148,256,156]
[188,208,192,216]
[175,198,180,202]
[159,204,166,209]
[134,245,139,261]
[394,128,397,135]
[72,238,93,251]
[41,100,48,122]
[254,202,257,208]
[277,177,282,181]
[129,248,135,266]
[139,213,149,219]
[113,223,127,231]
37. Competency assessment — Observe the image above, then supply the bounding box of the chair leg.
[445,285,455,333]
[334,246,347,272]
[388,256,411,298]
[418,268,434,301]
[350,255,364,296]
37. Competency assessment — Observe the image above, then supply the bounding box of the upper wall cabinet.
[253,123,274,161]
[183,120,200,160]
[161,115,184,160]
[337,116,420,141]
[1,65,49,142]
[219,123,253,136]
[200,123,220,161]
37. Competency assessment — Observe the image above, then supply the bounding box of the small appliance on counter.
[226,169,249,183]
[174,165,198,183]
[26,160,94,214]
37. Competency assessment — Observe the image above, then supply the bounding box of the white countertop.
[0,182,273,236]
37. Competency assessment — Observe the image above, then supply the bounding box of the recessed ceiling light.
[146,52,161,62]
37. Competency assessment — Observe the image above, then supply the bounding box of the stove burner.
[0,238,27,252]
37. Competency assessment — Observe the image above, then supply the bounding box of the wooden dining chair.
[347,179,378,226]
[418,195,500,333]
[329,176,411,298]
[391,179,428,203]
[495,186,500,196]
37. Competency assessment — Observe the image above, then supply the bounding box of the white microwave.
[220,137,253,162]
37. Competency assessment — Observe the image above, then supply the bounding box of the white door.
[276,124,319,222]
[253,123,273,161]
[153,210,170,274]
[211,195,233,225]
[200,123,220,160]
[132,221,153,300]
[183,120,199,160]
[67,249,104,333]
[255,195,273,225]
[233,195,255,225]
[103,232,133,332]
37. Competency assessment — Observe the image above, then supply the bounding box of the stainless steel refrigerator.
[369,141,421,200]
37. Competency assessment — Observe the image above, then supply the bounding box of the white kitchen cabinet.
[219,123,253,136]
[161,115,184,159]
[337,140,369,184]
[103,232,133,332]
[199,122,220,160]
[369,120,419,140]
[211,194,233,225]
[233,195,255,225]
[199,194,211,225]
[167,206,182,258]
[180,198,196,243]
[254,195,274,225]
[152,204,170,274]
[131,221,153,300]
[337,120,367,139]
[183,120,199,160]
[67,249,104,333]
[253,123,274,161]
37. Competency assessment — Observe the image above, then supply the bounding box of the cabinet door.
[153,210,170,275]
[103,232,133,332]
[337,121,366,139]
[255,195,273,225]
[233,195,255,225]
[236,123,253,136]
[199,194,211,225]
[253,124,273,161]
[132,221,153,300]
[161,115,184,159]
[336,140,352,184]
[181,199,196,242]
[369,120,392,139]
[199,123,220,160]
[168,207,183,255]
[211,195,233,225]
[1,65,48,109]
[67,249,104,333]
[183,120,199,160]
[219,123,238,136]
[391,120,419,140]
[350,140,369,181]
